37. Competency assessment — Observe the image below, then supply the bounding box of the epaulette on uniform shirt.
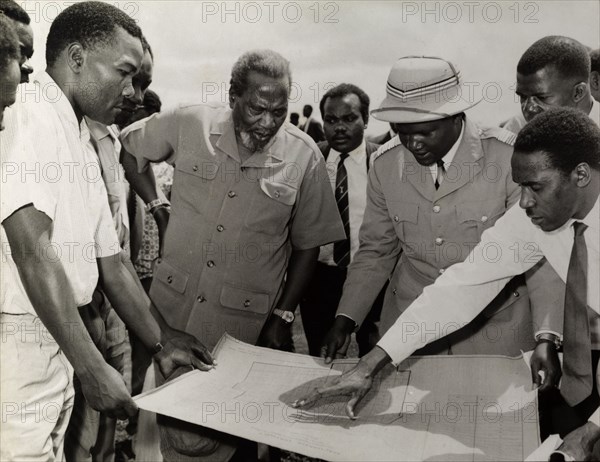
[477,126,517,146]
[372,134,402,163]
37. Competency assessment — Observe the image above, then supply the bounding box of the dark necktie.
[334,153,351,267]
[434,160,445,190]
[561,221,593,406]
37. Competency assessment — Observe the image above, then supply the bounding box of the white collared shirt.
[428,120,465,183]
[319,140,368,265]
[1,72,121,315]
[379,195,599,428]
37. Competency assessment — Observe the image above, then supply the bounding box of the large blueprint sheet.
[135,334,540,461]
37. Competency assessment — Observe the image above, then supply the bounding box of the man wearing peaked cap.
[322,56,563,363]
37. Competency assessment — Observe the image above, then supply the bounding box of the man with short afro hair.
[504,35,598,133]
[45,0,143,67]
[1,2,212,460]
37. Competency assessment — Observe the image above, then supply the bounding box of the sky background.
[24,0,600,136]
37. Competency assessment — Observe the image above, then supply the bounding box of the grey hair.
[229,49,291,96]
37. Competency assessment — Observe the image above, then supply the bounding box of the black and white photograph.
[1,1,599,461]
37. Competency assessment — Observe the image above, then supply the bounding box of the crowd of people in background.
[1,1,599,461]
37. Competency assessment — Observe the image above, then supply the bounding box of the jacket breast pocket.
[173,157,219,216]
[388,201,419,241]
[456,200,505,241]
[244,180,296,236]
[219,283,271,316]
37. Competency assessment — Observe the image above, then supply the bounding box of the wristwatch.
[272,309,295,324]
[145,198,170,214]
[536,333,562,350]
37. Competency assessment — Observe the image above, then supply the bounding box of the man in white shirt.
[294,107,600,461]
[299,83,385,358]
[504,35,599,134]
[1,3,211,460]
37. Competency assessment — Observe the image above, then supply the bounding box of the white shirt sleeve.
[378,203,545,364]
[1,104,56,224]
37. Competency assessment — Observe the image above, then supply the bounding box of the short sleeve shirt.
[120,104,344,346]
[1,73,121,315]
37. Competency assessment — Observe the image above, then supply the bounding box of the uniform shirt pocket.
[388,201,419,241]
[456,200,505,240]
[245,180,297,236]
[173,158,219,216]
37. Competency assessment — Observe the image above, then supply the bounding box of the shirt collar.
[582,195,600,231]
[34,72,79,129]
[329,139,367,165]
[440,119,465,168]
[79,118,91,145]
[86,117,116,141]
[554,195,600,236]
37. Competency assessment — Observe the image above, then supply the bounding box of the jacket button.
[433,205,440,213]
[393,216,400,222]
[439,268,445,274]
[157,258,162,264]
[217,225,224,232]
[435,237,443,245]
[274,190,281,198]
[513,291,519,297]
[167,275,173,283]
[244,299,251,307]
[207,260,215,268]
[192,165,198,172]
[197,296,206,303]
[228,191,236,198]
[481,215,488,223]
[392,288,397,295]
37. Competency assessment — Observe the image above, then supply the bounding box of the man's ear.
[67,43,85,74]
[573,162,592,188]
[572,82,588,104]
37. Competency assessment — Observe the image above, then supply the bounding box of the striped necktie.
[334,152,351,267]
[561,221,593,406]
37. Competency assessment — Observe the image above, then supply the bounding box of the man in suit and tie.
[301,104,325,142]
[300,83,385,358]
